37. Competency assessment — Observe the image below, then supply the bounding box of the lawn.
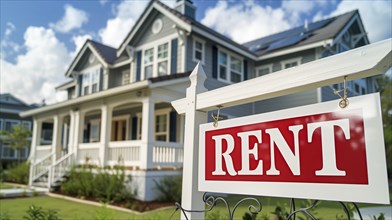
[0,196,180,220]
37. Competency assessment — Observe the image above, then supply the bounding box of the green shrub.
[60,166,132,203]
[154,175,182,202]
[4,162,29,184]
[23,205,60,220]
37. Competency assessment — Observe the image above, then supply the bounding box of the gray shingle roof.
[88,40,117,64]
[242,10,359,56]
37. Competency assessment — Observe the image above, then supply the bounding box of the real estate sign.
[199,93,389,204]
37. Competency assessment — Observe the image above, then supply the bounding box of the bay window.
[218,50,243,83]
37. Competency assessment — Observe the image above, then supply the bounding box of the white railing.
[34,146,52,162]
[29,152,54,185]
[50,152,74,185]
[108,141,141,166]
[78,143,100,165]
[152,141,184,167]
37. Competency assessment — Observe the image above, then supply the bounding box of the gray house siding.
[109,66,129,88]
[131,11,177,47]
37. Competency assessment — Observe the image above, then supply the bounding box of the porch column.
[68,110,75,154]
[100,104,112,167]
[140,98,155,169]
[74,110,84,163]
[51,115,60,163]
[28,118,39,186]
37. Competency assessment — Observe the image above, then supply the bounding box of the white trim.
[89,119,101,143]
[56,81,77,91]
[257,40,333,61]
[111,115,130,141]
[192,36,205,65]
[255,64,273,77]
[80,65,102,96]
[140,40,172,80]
[154,108,171,142]
[280,57,302,69]
[333,13,369,46]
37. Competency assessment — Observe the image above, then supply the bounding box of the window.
[256,65,272,77]
[82,66,101,95]
[2,144,16,159]
[111,116,129,141]
[218,50,243,84]
[0,119,3,130]
[155,114,168,141]
[281,58,302,70]
[144,48,154,79]
[157,43,169,76]
[4,120,19,132]
[193,38,204,63]
[22,121,31,130]
[141,40,172,79]
[122,70,130,85]
[90,120,100,143]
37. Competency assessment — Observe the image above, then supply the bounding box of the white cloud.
[201,1,291,43]
[5,22,16,37]
[99,0,108,6]
[0,27,71,105]
[319,0,391,43]
[98,0,176,48]
[49,4,88,33]
[99,1,149,48]
[71,34,92,58]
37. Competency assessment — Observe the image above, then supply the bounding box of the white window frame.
[2,144,16,159]
[0,119,3,130]
[111,115,130,141]
[139,36,174,80]
[281,57,302,70]
[22,121,31,130]
[256,64,273,77]
[4,119,20,132]
[154,108,171,142]
[81,65,101,96]
[89,119,101,143]
[193,37,205,65]
[217,48,244,84]
[157,42,169,76]
[122,70,131,85]
[136,113,143,140]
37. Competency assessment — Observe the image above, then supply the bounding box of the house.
[20,0,376,201]
[0,93,37,167]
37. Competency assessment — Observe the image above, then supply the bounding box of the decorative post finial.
[189,62,207,93]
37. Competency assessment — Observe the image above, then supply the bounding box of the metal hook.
[333,76,349,108]
[211,105,223,128]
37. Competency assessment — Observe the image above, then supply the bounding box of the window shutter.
[169,111,177,142]
[171,39,178,74]
[212,46,218,79]
[78,74,83,96]
[243,60,248,81]
[99,68,104,91]
[131,116,138,140]
[136,51,142,81]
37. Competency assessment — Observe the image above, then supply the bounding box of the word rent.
[212,119,348,177]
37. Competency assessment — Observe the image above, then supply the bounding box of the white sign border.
[199,93,389,204]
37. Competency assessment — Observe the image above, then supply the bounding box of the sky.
[0,0,391,105]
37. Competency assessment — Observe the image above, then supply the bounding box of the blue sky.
[1,0,391,104]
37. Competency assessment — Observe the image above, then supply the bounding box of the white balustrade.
[108,141,141,166]
[51,152,74,184]
[30,152,54,185]
[77,143,100,165]
[152,141,184,167]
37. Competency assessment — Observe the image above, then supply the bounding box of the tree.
[0,124,32,163]
[378,75,392,178]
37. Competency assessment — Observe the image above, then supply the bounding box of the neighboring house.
[20,0,376,201]
[0,93,37,166]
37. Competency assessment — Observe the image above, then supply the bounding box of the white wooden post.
[74,111,84,163]
[100,104,112,167]
[68,110,75,155]
[175,63,208,220]
[140,98,155,169]
[28,118,39,186]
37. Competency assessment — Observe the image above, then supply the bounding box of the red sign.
[199,94,389,204]
[205,109,368,184]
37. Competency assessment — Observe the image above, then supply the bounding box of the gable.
[74,49,102,71]
[130,10,177,48]
[0,94,29,107]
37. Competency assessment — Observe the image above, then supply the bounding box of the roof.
[89,40,117,64]
[0,93,37,114]
[242,10,359,56]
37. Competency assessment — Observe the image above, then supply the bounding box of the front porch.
[27,90,185,200]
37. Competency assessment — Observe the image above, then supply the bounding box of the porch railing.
[50,152,75,185]
[78,143,100,165]
[152,141,183,168]
[108,141,141,166]
[29,152,54,186]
